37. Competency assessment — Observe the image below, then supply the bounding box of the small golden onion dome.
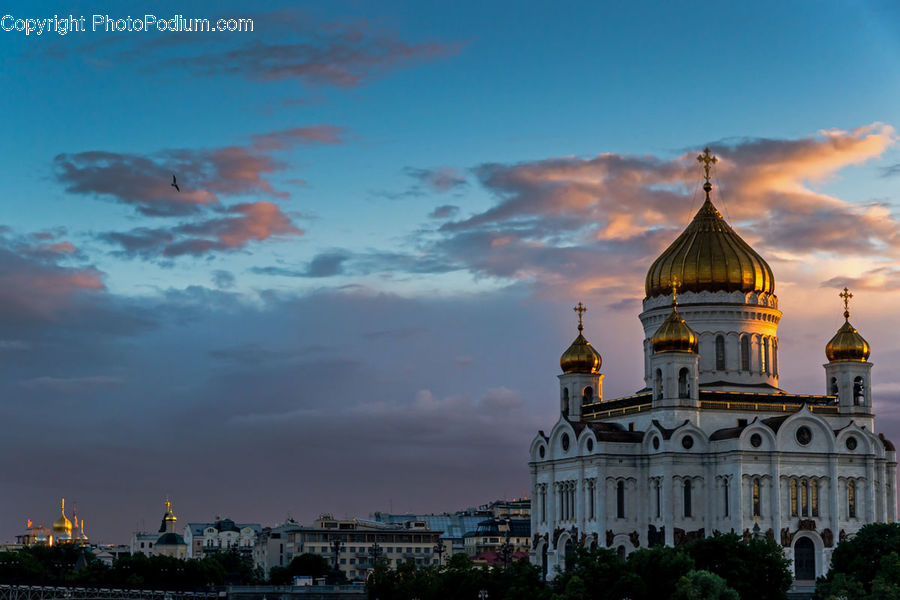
[560,333,602,374]
[651,305,699,354]
[826,320,870,362]
[53,499,72,534]
[560,302,601,374]
[645,168,775,298]
[164,498,177,521]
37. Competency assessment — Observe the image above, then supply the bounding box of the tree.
[287,553,330,579]
[672,570,739,600]
[548,546,626,600]
[686,534,791,600]
[625,545,694,600]
[818,523,900,599]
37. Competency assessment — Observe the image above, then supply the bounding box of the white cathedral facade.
[528,150,897,582]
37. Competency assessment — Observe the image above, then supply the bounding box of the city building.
[285,515,442,580]
[130,531,158,556]
[464,518,530,565]
[372,498,530,557]
[154,499,188,559]
[185,517,262,558]
[253,519,303,577]
[15,499,88,546]
[529,150,898,583]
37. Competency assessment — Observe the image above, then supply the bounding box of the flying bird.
[171,175,180,192]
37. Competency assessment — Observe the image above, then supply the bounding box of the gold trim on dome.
[826,287,870,362]
[560,302,601,374]
[645,150,775,299]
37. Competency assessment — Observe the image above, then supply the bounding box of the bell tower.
[823,288,872,417]
[558,302,603,421]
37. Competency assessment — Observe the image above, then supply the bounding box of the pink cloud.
[104,201,303,259]
[55,125,345,216]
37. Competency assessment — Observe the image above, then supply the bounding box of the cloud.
[102,201,303,259]
[429,204,460,219]
[404,167,467,193]
[176,17,462,88]
[882,163,900,177]
[19,376,124,393]
[820,267,900,291]
[211,270,236,289]
[55,125,344,217]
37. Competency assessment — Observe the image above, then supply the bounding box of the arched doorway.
[794,537,815,580]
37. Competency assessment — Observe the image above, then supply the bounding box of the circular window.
[652,436,660,450]
[846,436,858,451]
[587,439,594,452]
[539,445,545,458]
[750,433,762,448]
[561,433,570,452]
[681,435,694,450]
[796,426,812,446]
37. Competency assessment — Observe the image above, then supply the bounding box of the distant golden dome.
[560,302,601,374]
[53,499,72,534]
[645,192,775,299]
[651,304,699,354]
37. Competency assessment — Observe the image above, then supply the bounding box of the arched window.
[848,480,857,518]
[752,478,761,517]
[582,386,593,404]
[723,480,729,517]
[678,368,690,399]
[830,378,838,396]
[683,479,692,518]
[655,481,662,518]
[790,479,798,517]
[801,479,809,517]
[715,335,726,370]
[853,377,865,406]
[772,338,778,376]
[763,338,770,374]
[741,335,750,371]
[655,369,663,400]
[616,481,625,519]
[616,545,626,560]
[812,479,819,517]
[562,388,569,414]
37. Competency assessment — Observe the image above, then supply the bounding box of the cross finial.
[573,302,587,332]
[839,287,853,320]
[165,495,171,512]
[697,148,718,196]
[670,278,680,309]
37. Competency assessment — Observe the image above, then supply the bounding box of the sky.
[1,0,900,543]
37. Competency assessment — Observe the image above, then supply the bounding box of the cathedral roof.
[645,152,774,299]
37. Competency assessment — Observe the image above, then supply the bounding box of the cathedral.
[528,149,897,582]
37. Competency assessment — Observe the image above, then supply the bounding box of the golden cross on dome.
[670,278,680,307]
[165,495,171,512]
[840,287,853,319]
[574,302,587,332]
[697,147,718,186]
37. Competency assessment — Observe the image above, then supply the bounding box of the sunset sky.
[3,0,900,542]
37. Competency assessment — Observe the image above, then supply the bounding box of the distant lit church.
[529,150,897,582]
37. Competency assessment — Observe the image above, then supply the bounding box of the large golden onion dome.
[651,300,699,354]
[560,302,602,374]
[826,288,870,362]
[53,499,72,535]
[645,151,774,298]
